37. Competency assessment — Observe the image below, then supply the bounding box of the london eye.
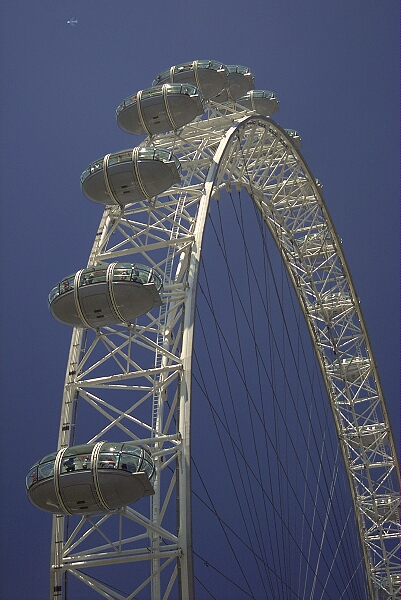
[26,60,400,600]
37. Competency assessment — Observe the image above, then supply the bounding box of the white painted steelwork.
[48,63,400,600]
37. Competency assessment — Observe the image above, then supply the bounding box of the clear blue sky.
[0,1,399,598]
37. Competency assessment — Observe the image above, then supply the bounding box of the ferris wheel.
[26,61,400,600]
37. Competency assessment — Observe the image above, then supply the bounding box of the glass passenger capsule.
[211,65,255,102]
[284,128,302,148]
[345,423,389,450]
[80,147,181,205]
[26,442,155,515]
[295,226,334,258]
[328,357,371,382]
[313,291,353,319]
[270,176,314,208]
[48,262,163,328]
[116,83,205,136]
[235,90,279,116]
[152,60,229,101]
[359,495,400,523]
[380,574,401,599]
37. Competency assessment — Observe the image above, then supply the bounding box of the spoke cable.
[191,180,366,596]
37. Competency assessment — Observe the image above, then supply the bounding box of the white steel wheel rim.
[49,105,400,600]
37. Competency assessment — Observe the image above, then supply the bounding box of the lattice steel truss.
[50,101,400,600]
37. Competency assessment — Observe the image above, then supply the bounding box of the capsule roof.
[81,147,181,206]
[211,65,255,102]
[236,90,279,117]
[116,83,205,136]
[152,60,229,100]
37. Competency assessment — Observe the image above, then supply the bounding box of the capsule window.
[26,467,38,488]
[61,454,90,473]
[38,461,55,481]
[98,451,119,469]
[119,451,142,474]
[141,453,156,481]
